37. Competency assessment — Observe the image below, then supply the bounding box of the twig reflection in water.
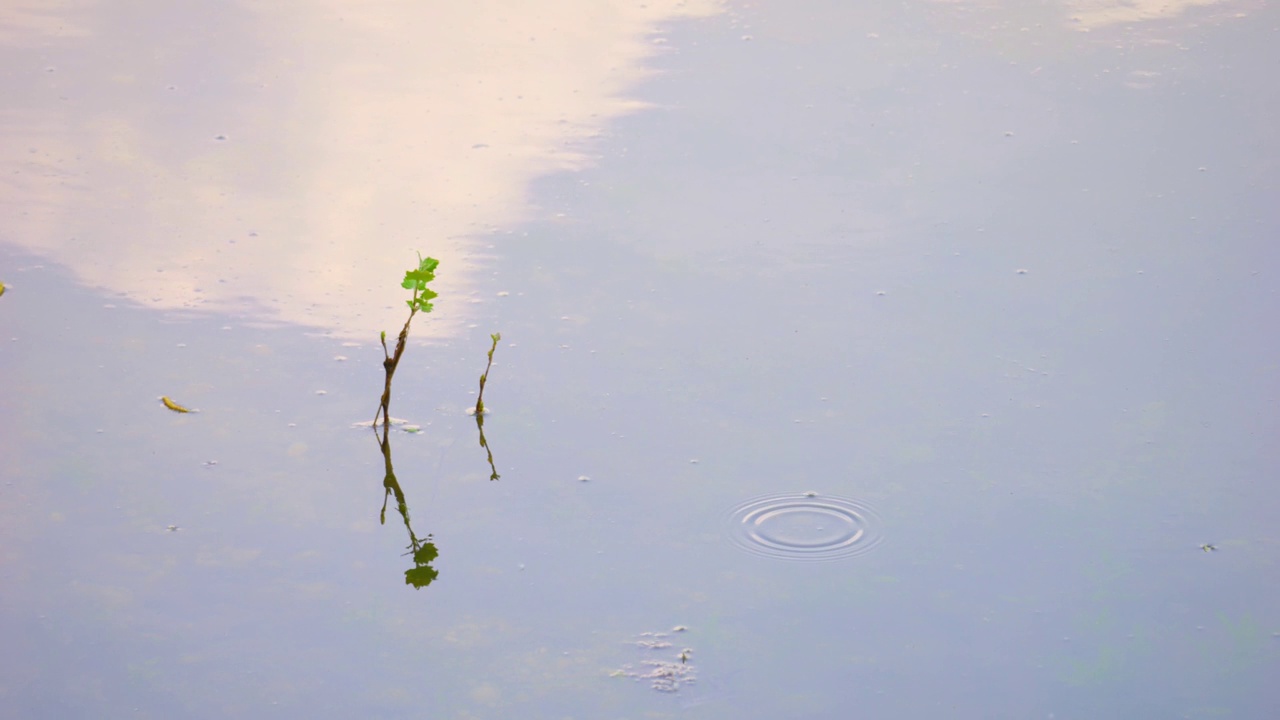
[375,419,440,589]
[469,332,503,480]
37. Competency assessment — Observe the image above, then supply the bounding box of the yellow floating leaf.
[160,396,193,413]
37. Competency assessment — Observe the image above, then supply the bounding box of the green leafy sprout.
[374,254,440,428]
[402,254,439,313]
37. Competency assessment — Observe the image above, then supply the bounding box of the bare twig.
[474,332,501,416]
[374,304,418,428]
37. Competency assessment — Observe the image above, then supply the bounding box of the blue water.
[2,1,1278,717]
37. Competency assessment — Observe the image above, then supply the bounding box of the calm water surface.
[2,1,1278,718]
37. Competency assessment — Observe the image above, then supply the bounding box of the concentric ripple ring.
[726,492,883,561]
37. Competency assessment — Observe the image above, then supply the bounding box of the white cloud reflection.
[927,0,1241,31]
[1065,0,1232,29]
[0,0,722,339]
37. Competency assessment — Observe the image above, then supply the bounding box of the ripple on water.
[726,492,883,561]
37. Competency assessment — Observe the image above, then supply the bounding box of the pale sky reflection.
[1065,0,1235,29]
[0,0,723,339]
[929,0,1243,31]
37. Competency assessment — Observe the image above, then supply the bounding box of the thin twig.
[375,304,418,428]
[474,332,501,416]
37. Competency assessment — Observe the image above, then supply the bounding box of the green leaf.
[405,565,439,589]
[404,540,440,589]
[400,256,440,303]
[413,542,439,564]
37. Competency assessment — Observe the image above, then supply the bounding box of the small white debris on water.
[578,475,590,482]
[635,638,671,649]
[350,417,411,428]
[1016,268,1028,274]
[333,355,347,361]
[314,390,327,395]
[804,491,818,497]
[614,630,697,693]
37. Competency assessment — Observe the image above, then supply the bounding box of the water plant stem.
[474,332,501,416]
[374,312,415,428]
